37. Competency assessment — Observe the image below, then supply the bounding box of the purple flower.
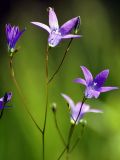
[0,92,12,110]
[31,7,81,47]
[61,93,102,124]
[5,24,25,52]
[74,66,118,99]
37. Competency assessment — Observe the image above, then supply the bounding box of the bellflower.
[61,93,102,124]
[0,92,12,110]
[31,7,81,47]
[74,66,118,99]
[5,24,25,53]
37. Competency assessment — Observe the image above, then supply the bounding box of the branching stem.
[42,45,50,160]
[48,38,73,84]
[9,55,42,133]
[53,111,66,146]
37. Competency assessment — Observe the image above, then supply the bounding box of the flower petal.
[76,102,90,114]
[72,103,90,124]
[60,17,80,36]
[81,66,93,84]
[100,86,118,93]
[88,109,103,113]
[85,87,100,99]
[94,69,109,87]
[12,28,26,49]
[80,106,102,121]
[62,34,81,39]
[48,32,62,47]
[92,91,100,99]
[5,24,11,43]
[0,92,12,110]
[0,98,4,110]
[31,22,51,33]
[48,7,59,30]
[61,93,75,111]
[5,92,12,102]
[73,78,87,86]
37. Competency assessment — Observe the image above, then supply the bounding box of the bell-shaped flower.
[61,93,102,124]
[31,7,81,47]
[0,92,12,110]
[5,24,25,53]
[74,66,118,99]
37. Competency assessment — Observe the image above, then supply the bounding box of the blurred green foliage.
[0,0,120,160]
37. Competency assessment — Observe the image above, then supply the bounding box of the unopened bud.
[80,119,87,127]
[51,102,57,113]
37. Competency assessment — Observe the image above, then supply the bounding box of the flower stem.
[53,110,66,146]
[42,45,50,160]
[70,137,80,153]
[66,96,87,159]
[0,108,5,119]
[66,124,75,160]
[75,96,87,124]
[57,147,67,160]
[9,56,42,133]
[48,38,73,84]
[70,123,86,153]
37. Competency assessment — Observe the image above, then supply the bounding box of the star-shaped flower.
[0,92,12,110]
[61,93,102,124]
[74,66,118,99]
[5,24,25,53]
[31,7,81,47]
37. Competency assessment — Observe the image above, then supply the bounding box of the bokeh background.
[0,0,120,159]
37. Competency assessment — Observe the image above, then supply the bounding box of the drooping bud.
[51,102,57,113]
[80,119,87,127]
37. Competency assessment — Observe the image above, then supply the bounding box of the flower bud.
[80,119,87,127]
[51,102,57,113]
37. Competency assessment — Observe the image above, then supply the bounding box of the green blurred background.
[0,0,120,159]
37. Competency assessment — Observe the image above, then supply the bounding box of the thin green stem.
[70,123,86,153]
[42,133,45,160]
[66,124,75,159]
[75,96,86,124]
[48,38,73,84]
[43,45,49,131]
[0,108,5,119]
[70,137,80,153]
[42,45,50,160]
[9,56,42,133]
[53,111,66,146]
[57,147,67,160]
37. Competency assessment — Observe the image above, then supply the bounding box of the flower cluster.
[3,6,119,160]
[62,66,118,124]
[4,7,118,125]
